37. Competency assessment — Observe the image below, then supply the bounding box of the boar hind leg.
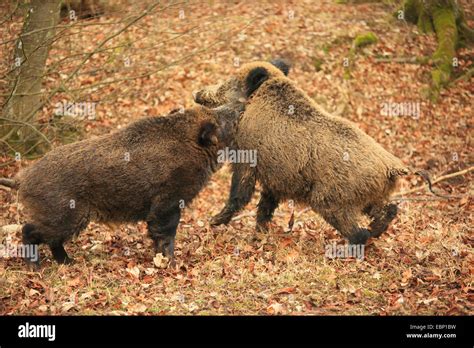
[23,224,73,265]
[321,210,370,245]
[365,203,398,238]
[210,164,256,226]
[256,189,279,232]
[147,204,181,261]
[21,223,42,267]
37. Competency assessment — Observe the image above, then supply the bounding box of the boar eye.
[198,122,218,147]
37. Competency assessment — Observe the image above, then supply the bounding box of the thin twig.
[0,0,19,26]
[231,211,255,221]
[452,66,474,84]
[0,117,51,145]
[395,166,474,197]
[375,56,420,64]
[391,196,466,202]
[1,0,168,143]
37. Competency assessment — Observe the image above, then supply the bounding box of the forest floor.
[0,0,472,315]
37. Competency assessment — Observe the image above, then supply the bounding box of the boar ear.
[270,58,291,76]
[198,121,219,147]
[245,67,269,97]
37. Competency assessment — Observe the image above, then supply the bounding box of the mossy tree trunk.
[401,0,473,99]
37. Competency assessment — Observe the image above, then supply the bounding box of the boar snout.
[193,83,223,108]
[194,90,205,105]
[194,90,218,108]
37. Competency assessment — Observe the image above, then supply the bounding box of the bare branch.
[395,166,474,197]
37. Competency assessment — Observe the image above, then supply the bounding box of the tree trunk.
[401,0,473,100]
[1,0,61,154]
[61,0,104,19]
[430,1,458,94]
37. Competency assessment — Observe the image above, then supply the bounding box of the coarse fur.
[195,60,408,245]
[1,104,242,266]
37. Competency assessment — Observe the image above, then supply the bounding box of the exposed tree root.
[400,0,473,100]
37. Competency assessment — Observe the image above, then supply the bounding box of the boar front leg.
[210,164,256,226]
[147,202,181,262]
[321,209,370,246]
[256,189,279,232]
[50,242,73,264]
[365,203,398,238]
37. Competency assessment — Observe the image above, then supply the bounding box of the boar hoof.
[25,257,41,271]
[153,235,176,261]
[256,222,269,233]
[210,212,232,226]
[168,257,177,269]
[370,203,398,238]
[51,245,73,264]
[348,228,370,246]
[61,256,74,265]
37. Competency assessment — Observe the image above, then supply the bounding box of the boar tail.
[0,178,19,189]
[388,167,409,179]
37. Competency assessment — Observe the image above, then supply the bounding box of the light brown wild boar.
[0,104,242,266]
[194,60,430,245]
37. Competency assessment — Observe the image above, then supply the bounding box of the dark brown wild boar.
[0,103,242,267]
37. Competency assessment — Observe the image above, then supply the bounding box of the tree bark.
[61,0,104,19]
[430,1,458,94]
[1,0,61,154]
[401,0,472,99]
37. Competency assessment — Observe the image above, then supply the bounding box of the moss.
[429,70,444,101]
[400,1,461,99]
[313,57,324,72]
[431,69,444,88]
[459,22,474,46]
[343,67,352,80]
[415,56,430,64]
[431,5,458,91]
[337,0,382,3]
[353,32,378,49]
[432,7,458,60]
[401,0,420,24]
[417,11,434,33]
[320,35,352,54]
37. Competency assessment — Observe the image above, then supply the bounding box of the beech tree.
[1,0,62,153]
[400,0,473,98]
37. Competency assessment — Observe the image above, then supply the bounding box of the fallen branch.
[296,207,312,217]
[374,56,429,64]
[0,160,16,168]
[395,166,474,196]
[452,66,474,84]
[231,211,256,221]
[391,196,465,202]
[0,117,51,145]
